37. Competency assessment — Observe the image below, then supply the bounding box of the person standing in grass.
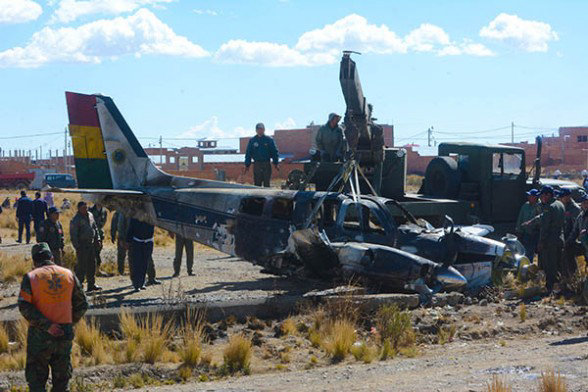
[126,218,155,292]
[18,243,88,392]
[16,190,33,244]
[37,207,65,266]
[32,192,48,240]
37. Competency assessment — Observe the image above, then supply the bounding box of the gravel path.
[141,333,588,392]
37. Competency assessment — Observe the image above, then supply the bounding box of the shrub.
[279,317,297,337]
[350,342,377,363]
[0,323,9,354]
[222,334,252,374]
[520,303,527,322]
[75,318,111,364]
[180,312,204,367]
[376,304,413,349]
[437,324,457,345]
[141,314,171,364]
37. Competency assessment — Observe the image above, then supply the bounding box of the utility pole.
[511,121,514,143]
[64,126,68,173]
[159,136,163,167]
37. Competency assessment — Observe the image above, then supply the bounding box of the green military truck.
[302,140,581,237]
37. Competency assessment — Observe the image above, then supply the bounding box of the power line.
[0,131,63,140]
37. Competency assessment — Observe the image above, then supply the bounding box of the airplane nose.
[435,265,467,288]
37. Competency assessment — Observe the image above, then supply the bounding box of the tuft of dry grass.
[0,324,8,354]
[75,318,111,365]
[323,319,356,362]
[279,317,297,337]
[180,309,204,367]
[62,246,77,271]
[141,313,171,364]
[222,334,252,374]
[119,309,142,343]
[486,376,512,392]
[0,254,31,283]
[437,324,457,345]
[520,303,527,322]
[350,341,377,363]
[15,318,28,350]
[538,369,567,392]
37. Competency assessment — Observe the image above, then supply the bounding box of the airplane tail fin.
[66,92,167,190]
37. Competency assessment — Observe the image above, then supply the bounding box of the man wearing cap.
[536,185,565,293]
[37,207,65,266]
[244,123,279,187]
[516,189,541,260]
[18,243,88,392]
[316,113,345,163]
[70,201,101,292]
[559,188,581,278]
[16,190,33,244]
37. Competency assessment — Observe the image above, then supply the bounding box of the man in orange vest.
[18,242,88,392]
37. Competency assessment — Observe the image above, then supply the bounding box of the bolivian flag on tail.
[66,92,113,189]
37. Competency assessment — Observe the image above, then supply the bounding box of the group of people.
[243,113,345,187]
[516,184,587,293]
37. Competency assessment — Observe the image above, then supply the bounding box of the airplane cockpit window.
[271,198,293,220]
[239,197,265,216]
[321,200,338,227]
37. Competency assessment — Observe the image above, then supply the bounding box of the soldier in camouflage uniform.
[89,203,107,275]
[559,188,581,278]
[110,211,129,275]
[37,207,65,266]
[70,201,101,292]
[515,189,541,260]
[536,186,565,293]
[18,242,88,392]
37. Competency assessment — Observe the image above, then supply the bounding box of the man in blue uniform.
[16,190,33,244]
[244,122,279,187]
[126,218,155,292]
[32,192,48,239]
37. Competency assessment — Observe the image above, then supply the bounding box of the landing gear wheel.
[285,169,307,191]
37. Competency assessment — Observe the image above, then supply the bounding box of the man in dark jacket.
[70,201,101,292]
[89,203,107,275]
[126,218,155,292]
[315,113,345,163]
[559,188,581,278]
[111,211,129,275]
[32,192,48,239]
[244,122,279,187]
[18,243,88,392]
[16,190,33,244]
[37,207,65,266]
[537,185,565,293]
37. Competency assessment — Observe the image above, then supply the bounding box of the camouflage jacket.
[70,212,98,249]
[89,205,107,240]
[37,219,65,251]
[563,200,581,239]
[539,199,565,244]
[18,261,88,339]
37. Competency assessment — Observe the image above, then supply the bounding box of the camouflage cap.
[48,206,60,215]
[32,242,53,259]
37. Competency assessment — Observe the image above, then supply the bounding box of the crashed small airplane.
[59,91,529,298]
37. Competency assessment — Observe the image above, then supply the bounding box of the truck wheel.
[424,157,461,198]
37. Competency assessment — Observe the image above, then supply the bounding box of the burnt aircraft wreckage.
[58,54,530,298]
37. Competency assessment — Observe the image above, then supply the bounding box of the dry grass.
[279,317,297,337]
[0,253,31,283]
[486,376,512,392]
[520,303,527,322]
[437,324,457,345]
[350,341,377,363]
[222,334,252,374]
[75,318,111,365]
[180,309,205,367]
[376,304,415,350]
[323,319,356,362]
[538,369,567,392]
[119,309,142,343]
[141,313,171,364]
[0,323,8,354]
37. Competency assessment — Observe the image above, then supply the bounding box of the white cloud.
[50,0,173,23]
[275,117,296,130]
[193,9,218,16]
[438,40,495,57]
[215,14,495,67]
[404,23,450,52]
[0,0,42,24]
[0,9,209,68]
[177,116,250,140]
[480,13,558,52]
[295,14,407,55]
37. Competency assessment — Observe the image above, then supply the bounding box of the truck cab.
[422,143,527,224]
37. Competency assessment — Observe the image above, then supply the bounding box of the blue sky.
[0,0,586,156]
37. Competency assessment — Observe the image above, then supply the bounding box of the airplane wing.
[47,187,145,196]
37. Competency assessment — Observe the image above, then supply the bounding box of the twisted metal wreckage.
[56,55,531,300]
